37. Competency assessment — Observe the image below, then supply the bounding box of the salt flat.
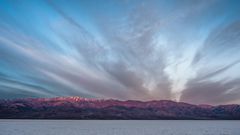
[0,120,239,135]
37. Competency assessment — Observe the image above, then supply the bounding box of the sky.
[0,0,240,105]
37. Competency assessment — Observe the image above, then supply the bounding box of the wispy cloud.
[0,0,240,104]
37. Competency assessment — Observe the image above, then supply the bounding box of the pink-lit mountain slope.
[0,97,239,119]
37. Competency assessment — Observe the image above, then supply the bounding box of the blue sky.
[0,0,240,105]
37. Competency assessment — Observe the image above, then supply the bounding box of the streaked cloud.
[0,0,240,104]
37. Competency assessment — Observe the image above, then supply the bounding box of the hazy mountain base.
[0,97,240,120]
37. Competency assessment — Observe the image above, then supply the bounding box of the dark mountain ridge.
[0,97,239,120]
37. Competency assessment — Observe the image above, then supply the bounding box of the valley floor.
[0,120,239,135]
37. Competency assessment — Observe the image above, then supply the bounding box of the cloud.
[194,60,240,82]
[180,78,240,105]
[0,75,54,98]
[0,0,240,105]
[180,20,240,104]
[192,21,240,66]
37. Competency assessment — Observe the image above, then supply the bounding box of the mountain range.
[0,97,240,120]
